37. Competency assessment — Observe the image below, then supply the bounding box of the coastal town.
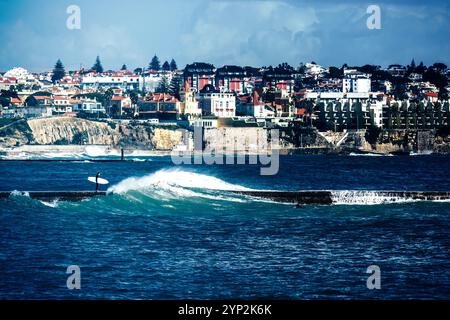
[0,56,449,155]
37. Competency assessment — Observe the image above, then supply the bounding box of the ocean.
[0,154,449,299]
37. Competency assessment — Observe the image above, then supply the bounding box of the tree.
[51,59,66,83]
[424,67,448,89]
[129,91,139,105]
[438,86,449,101]
[0,97,10,107]
[170,59,177,71]
[169,75,181,98]
[24,95,38,107]
[416,61,426,75]
[299,100,315,127]
[156,75,169,93]
[31,91,52,97]
[1,89,19,99]
[149,55,160,71]
[0,88,19,107]
[92,56,104,73]
[431,62,447,74]
[104,88,114,114]
[327,66,343,78]
[277,62,293,71]
[162,61,170,71]
[392,79,409,100]
[297,64,306,74]
[357,64,380,75]
[407,59,416,75]
[121,64,127,70]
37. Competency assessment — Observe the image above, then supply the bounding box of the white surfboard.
[88,177,109,185]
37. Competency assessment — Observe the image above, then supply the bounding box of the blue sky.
[0,0,449,72]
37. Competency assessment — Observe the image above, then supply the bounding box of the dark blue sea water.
[0,155,449,299]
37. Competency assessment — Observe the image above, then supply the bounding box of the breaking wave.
[106,169,253,204]
[109,169,252,194]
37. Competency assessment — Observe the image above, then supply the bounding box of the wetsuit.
[95,172,100,192]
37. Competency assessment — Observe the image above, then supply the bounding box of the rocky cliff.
[280,126,450,154]
[1,117,449,154]
[28,117,116,145]
[0,119,33,146]
[0,117,184,150]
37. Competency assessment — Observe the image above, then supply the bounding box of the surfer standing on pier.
[88,173,109,192]
[95,172,100,192]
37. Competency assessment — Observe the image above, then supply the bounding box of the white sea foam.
[10,190,30,197]
[84,146,120,157]
[331,190,450,205]
[40,152,86,159]
[108,169,252,195]
[40,200,60,208]
[410,151,433,156]
[349,152,393,157]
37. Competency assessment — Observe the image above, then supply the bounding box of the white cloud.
[179,0,319,66]
[1,0,449,71]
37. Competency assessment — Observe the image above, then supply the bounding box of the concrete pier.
[231,190,450,204]
[0,191,107,201]
[0,190,449,203]
[232,191,334,204]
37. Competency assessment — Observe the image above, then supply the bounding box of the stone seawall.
[203,127,271,152]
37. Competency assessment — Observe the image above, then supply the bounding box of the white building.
[319,92,344,101]
[72,99,105,114]
[387,65,406,77]
[139,71,176,92]
[342,69,371,93]
[191,118,218,128]
[4,67,36,84]
[238,91,275,118]
[52,96,73,114]
[368,101,384,127]
[0,77,17,90]
[81,74,140,91]
[1,105,52,119]
[304,63,327,77]
[199,92,236,118]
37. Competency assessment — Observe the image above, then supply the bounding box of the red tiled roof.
[296,108,306,116]
[146,93,179,103]
[252,90,264,105]
[111,96,127,101]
